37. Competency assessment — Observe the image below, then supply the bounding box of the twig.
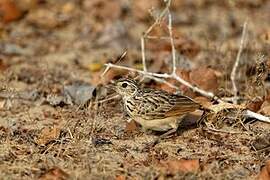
[141,37,147,72]
[167,11,176,75]
[140,0,171,72]
[94,94,120,104]
[256,146,270,153]
[221,96,242,102]
[244,110,270,123]
[146,36,171,40]
[230,21,248,104]
[100,51,127,77]
[101,65,111,77]
[143,0,171,35]
[145,75,179,90]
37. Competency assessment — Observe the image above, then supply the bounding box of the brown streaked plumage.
[113,78,200,132]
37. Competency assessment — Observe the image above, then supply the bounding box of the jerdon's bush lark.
[112,78,201,143]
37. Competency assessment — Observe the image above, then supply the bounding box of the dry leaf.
[158,78,177,93]
[37,126,61,145]
[39,167,69,180]
[160,159,200,174]
[257,160,270,180]
[0,0,22,23]
[124,120,139,134]
[246,98,263,112]
[189,67,219,93]
[115,175,126,180]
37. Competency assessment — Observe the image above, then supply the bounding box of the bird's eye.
[122,82,128,88]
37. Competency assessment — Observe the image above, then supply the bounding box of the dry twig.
[230,21,248,104]
[244,110,270,123]
[140,0,172,71]
[168,12,176,75]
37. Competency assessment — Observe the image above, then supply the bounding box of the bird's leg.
[155,128,178,143]
[143,128,178,150]
[197,110,208,127]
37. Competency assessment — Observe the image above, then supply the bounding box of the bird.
[112,78,201,144]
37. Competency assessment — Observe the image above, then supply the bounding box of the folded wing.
[137,90,200,119]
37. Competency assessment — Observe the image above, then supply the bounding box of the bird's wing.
[164,94,200,116]
[136,90,200,120]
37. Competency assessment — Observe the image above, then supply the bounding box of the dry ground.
[0,0,270,179]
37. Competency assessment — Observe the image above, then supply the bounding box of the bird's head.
[112,78,140,98]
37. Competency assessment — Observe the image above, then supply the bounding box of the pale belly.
[133,116,184,131]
